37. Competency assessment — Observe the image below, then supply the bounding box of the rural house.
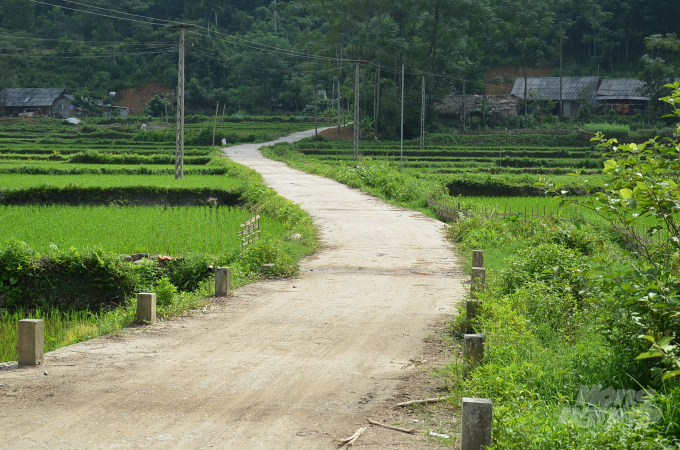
[510,76,600,117]
[437,94,521,120]
[0,88,73,118]
[596,78,648,115]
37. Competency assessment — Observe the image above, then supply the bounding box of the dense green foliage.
[446,216,680,449]
[1,0,678,134]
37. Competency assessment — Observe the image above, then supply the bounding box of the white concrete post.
[136,293,156,322]
[18,319,44,366]
[461,397,493,450]
[466,300,480,334]
[470,267,486,300]
[215,267,231,297]
[463,334,484,370]
[472,250,484,268]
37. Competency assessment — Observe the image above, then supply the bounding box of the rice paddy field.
[294,132,604,174]
[0,116,318,361]
[0,205,285,256]
[0,173,241,189]
[0,116,316,253]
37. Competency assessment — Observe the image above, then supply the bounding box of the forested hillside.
[0,0,678,135]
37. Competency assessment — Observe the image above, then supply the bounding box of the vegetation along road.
[1,128,465,449]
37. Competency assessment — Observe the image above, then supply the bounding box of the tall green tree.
[0,0,34,31]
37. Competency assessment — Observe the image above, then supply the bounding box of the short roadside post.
[470,267,486,299]
[461,397,493,450]
[467,266,486,333]
[136,293,156,323]
[215,267,231,297]
[18,319,44,366]
[472,250,484,269]
[463,333,484,370]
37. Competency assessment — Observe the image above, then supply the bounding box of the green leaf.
[636,351,663,360]
[662,369,680,380]
[603,160,617,173]
[9,277,18,285]
[620,188,633,199]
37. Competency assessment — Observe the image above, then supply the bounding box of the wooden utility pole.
[353,62,360,160]
[362,65,367,121]
[212,101,219,147]
[462,72,467,132]
[337,44,343,138]
[420,74,426,151]
[375,1,382,135]
[273,0,278,33]
[172,24,194,180]
[2,73,6,118]
[400,64,404,170]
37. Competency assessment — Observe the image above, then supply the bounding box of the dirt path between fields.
[0,128,465,450]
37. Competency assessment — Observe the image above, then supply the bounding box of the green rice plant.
[583,122,630,137]
[0,205,286,256]
[0,173,242,190]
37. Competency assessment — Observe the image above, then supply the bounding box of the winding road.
[1,128,464,449]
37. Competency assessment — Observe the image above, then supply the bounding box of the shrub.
[497,242,589,300]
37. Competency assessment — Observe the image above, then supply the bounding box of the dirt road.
[1,129,465,449]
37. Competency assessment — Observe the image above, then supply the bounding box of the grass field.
[0,205,283,256]
[0,116,318,362]
[0,173,241,189]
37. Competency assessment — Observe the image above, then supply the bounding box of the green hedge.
[0,185,241,206]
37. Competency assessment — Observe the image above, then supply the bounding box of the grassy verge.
[443,216,680,449]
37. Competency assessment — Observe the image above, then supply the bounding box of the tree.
[0,0,34,31]
[497,0,554,115]
[544,83,680,383]
[638,33,680,124]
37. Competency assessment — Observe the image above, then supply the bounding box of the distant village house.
[510,76,600,117]
[0,88,74,118]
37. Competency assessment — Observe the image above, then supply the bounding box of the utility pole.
[400,64,404,171]
[420,74,426,151]
[353,62,360,160]
[212,101,219,147]
[462,72,467,132]
[362,65,367,121]
[113,22,117,66]
[559,21,564,116]
[337,43,343,138]
[273,0,278,33]
[2,72,6,118]
[172,24,194,180]
[375,4,382,135]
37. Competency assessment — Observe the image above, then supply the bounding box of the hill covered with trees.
[0,0,678,135]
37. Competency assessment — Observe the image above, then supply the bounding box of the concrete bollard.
[18,319,44,366]
[463,334,485,370]
[466,300,480,334]
[461,397,493,450]
[472,250,485,268]
[470,267,486,300]
[215,267,231,297]
[136,293,156,322]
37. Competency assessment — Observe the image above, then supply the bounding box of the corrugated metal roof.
[0,88,67,107]
[511,77,599,101]
[597,78,647,101]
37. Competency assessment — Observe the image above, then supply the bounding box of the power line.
[4,48,177,59]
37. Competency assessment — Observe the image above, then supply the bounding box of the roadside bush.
[497,242,589,300]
